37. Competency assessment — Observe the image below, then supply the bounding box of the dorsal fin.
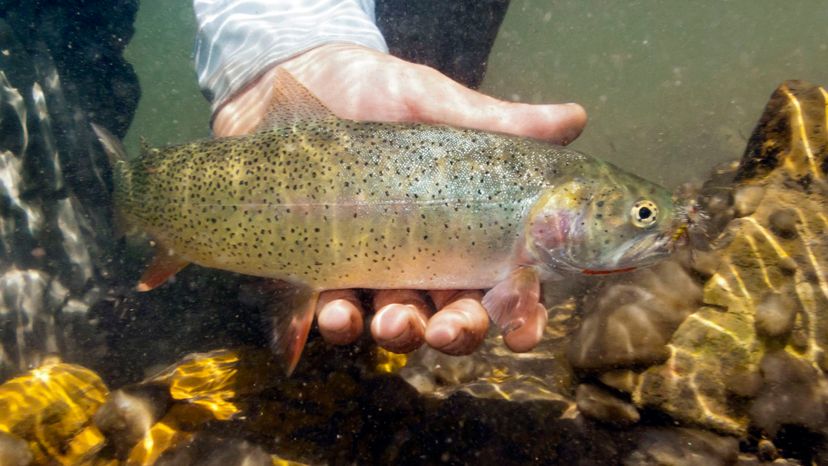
[253,68,337,132]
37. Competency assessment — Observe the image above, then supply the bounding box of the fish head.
[525,167,686,277]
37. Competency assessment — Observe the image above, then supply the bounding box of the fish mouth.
[614,228,682,269]
[573,231,679,276]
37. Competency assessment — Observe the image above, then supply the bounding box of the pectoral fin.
[136,244,190,292]
[254,281,319,375]
[482,267,541,335]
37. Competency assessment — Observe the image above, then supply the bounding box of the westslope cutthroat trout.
[94,70,686,372]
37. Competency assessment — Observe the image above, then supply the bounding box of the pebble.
[93,385,172,456]
[757,439,779,462]
[0,432,32,466]
[689,249,722,278]
[768,208,798,238]
[575,384,640,426]
[733,186,765,217]
[777,256,798,275]
[789,328,809,352]
[398,366,437,394]
[598,370,641,394]
[754,291,797,337]
[703,189,734,215]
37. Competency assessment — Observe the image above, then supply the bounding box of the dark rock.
[724,368,763,398]
[689,249,722,279]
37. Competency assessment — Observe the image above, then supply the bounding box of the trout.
[94,70,686,372]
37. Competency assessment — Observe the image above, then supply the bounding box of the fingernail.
[426,325,459,349]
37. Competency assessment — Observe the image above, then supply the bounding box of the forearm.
[193,0,388,111]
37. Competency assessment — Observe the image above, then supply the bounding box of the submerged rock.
[624,428,739,466]
[153,435,275,466]
[567,260,702,370]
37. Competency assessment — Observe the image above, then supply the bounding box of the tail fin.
[91,123,128,164]
[91,123,130,235]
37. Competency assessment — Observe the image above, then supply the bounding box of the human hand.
[213,44,587,355]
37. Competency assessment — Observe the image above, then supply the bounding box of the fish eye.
[631,200,658,228]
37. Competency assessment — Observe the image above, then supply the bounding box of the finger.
[281,45,587,144]
[370,290,431,353]
[503,303,547,352]
[316,289,364,345]
[404,66,588,144]
[425,290,489,355]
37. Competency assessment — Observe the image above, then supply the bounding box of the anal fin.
[136,244,190,292]
[482,267,541,335]
[255,281,319,375]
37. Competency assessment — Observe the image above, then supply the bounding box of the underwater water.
[1,1,828,465]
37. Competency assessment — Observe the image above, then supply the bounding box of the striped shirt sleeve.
[193,0,389,111]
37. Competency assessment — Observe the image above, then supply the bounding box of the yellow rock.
[0,361,108,464]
